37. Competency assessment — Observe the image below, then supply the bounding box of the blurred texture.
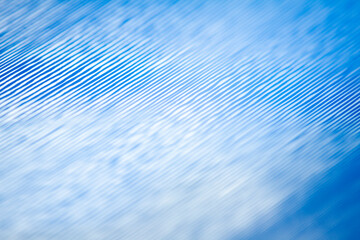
[0,0,360,239]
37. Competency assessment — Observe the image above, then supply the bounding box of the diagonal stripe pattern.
[0,0,360,239]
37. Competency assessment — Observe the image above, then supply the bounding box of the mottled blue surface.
[0,0,360,239]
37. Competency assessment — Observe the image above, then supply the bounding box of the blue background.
[1,0,359,239]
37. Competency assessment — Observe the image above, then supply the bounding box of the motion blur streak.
[0,0,359,239]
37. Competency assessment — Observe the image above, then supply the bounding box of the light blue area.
[0,0,359,239]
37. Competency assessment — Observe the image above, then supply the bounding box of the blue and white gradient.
[1,0,360,239]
